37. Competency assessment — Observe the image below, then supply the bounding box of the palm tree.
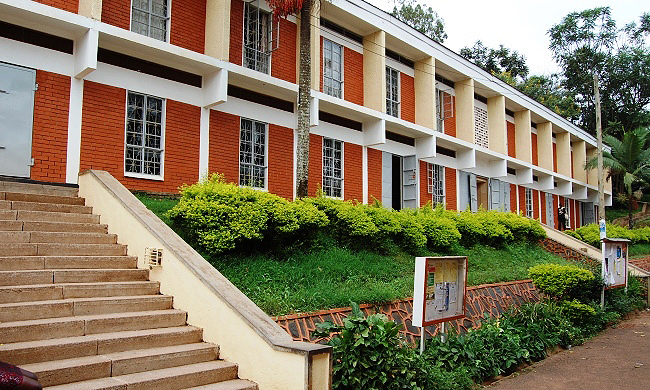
[269,0,314,198]
[586,127,650,227]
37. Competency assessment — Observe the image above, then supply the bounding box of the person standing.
[558,205,567,231]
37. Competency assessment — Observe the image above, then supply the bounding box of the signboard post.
[413,256,468,354]
[600,238,630,308]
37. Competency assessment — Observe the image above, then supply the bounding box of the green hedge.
[569,223,650,247]
[528,264,595,300]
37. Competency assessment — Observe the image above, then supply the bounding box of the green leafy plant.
[528,264,595,300]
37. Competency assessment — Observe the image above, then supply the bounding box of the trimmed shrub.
[419,213,462,249]
[454,210,514,247]
[528,264,595,300]
[571,223,650,247]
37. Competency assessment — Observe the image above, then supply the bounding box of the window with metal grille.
[565,198,571,228]
[322,138,343,198]
[131,0,169,41]
[525,187,533,218]
[435,88,444,133]
[243,1,278,74]
[474,105,489,148]
[386,66,400,117]
[239,118,267,189]
[323,39,343,98]
[427,163,445,206]
[125,92,164,177]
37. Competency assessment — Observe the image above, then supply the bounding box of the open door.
[402,155,417,209]
[382,152,392,208]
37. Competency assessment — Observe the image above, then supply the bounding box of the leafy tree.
[548,7,650,138]
[460,40,529,81]
[391,0,447,43]
[585,127,650,227]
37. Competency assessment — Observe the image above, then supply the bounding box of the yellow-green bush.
[528,264,595,300]
[571,223,650,247]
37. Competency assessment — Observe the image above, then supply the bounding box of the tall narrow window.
[131,0,169,41]
[323,138,343,198]
[427,163,445,206]
[239,118,267,189]
[386,66,400,117]
[323,39,343,98]
[435,88,444,133]
[525,187,533,218]
[125,92,164,177]
[243,3,271,74]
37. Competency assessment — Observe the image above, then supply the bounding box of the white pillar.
[66,78,84,184]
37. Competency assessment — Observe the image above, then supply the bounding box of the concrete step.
[0,309,187,344]
[0,268,147,286]
[0,255,137,271]
[0,281,159,303]
[45,361,239,390]
[0,231,117,244]
[22,221,108,233]
[0,220,22,230]
[187,379,259,390]
[15,210,99,224]
[0,243,127,256]
[0,210,17,220]
[23,343,218,387]
[0,181,78,197]
[0,295,172,322]
[1,200,92,214]
[0,326,203,365]
[2,191,85,205]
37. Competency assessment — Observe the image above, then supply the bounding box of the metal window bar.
[243,1,279,74]
[427,163,445,206]
[131,0,169,41]
[386,67,400,117]
[323,39,343,98]
[239,118,267,188]
[125,92,164,176]
[435,88,444,133]
[322,138,342,198]
[525,188,533,218]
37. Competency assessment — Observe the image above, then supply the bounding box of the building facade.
[0,0,612,230]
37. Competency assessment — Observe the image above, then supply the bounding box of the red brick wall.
[268,124,294,199]
[419,161,429,208]
[344,143,362,202]
[34,0,78,13]
[344,47,363,105]
[80,82,200,193]
[229,0,244,66]
[507,121,516,158]
[271,19,296,83]
[170,0,206,53]
[102,0,131,30]
[308,134,323,197]
[400,73,415,123]
[367,148,382,204]
[31,71,70,183]
[541,191,547,224]
[533,189,539,220]
[208,110,239,184]
[443,94,456,137]
[511,184,517,213]
[519,186,526,215]
[553,143,558,173]
[531,133,538,166]
[445,167,457,211]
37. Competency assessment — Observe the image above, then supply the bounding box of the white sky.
[366,0,649,75]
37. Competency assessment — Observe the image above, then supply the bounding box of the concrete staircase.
[0,181,258,390]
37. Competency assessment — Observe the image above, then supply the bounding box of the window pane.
[126,92,163,177]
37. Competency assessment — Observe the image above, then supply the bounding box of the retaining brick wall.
[275,280,540,345]
[31,70,70,183]
[271,19,296,83]
[507,121,516,158]
[344,142,362,202]
[367,148,382,204]
[34,0,78,13]
[540,237,600,266]
[170,0,206,53]
[102,0,131,30]
[344,47,363,105]
[208,110,239,184]
[400,73,415,123]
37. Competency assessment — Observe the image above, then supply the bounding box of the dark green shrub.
[605,275,647,315]
[528,264,595,300]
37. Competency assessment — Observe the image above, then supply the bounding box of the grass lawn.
[630,243,650,258]
[136,194,574,316]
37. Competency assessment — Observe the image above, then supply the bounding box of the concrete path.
[488,309,650,390]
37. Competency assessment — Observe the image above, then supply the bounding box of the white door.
[402,155,417,209]
[0,63,36,178]
[382,152,392,208]
[546,192,555,227]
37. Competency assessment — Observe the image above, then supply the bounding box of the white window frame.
[130,0,171,42]
[239,118,268,190]
[322,138,344,198]
[124,91,166,181]
[525,187,533,218]
[242,2,273,74]
[435,88,444,133]
[427,163,445,206]
[323,38,344,99]
[386,66,400,118]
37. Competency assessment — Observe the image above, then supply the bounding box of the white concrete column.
[487,95,506,154]
[362,146,368,204]
[363,30,386,112]
[556,132,571,177]
[454,78,475,144]
[199,108,210,180]
[573,140,587,182]
[78,0,102,20]
[514,110,532,163]
[66,78,84,184]
[537,122,553,171]
[414,57,435,129]
[205,0,232,61]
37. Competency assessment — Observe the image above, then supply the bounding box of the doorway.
[0,63,36,178]
[382,152,417,210]
[476,177,488,210]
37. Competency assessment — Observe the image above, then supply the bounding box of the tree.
[268,0,313,198]
[391,0,447,43]
[585,127,650,228]
[460,41,529,81]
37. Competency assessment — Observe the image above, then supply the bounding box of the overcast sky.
[366,0,648,75]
